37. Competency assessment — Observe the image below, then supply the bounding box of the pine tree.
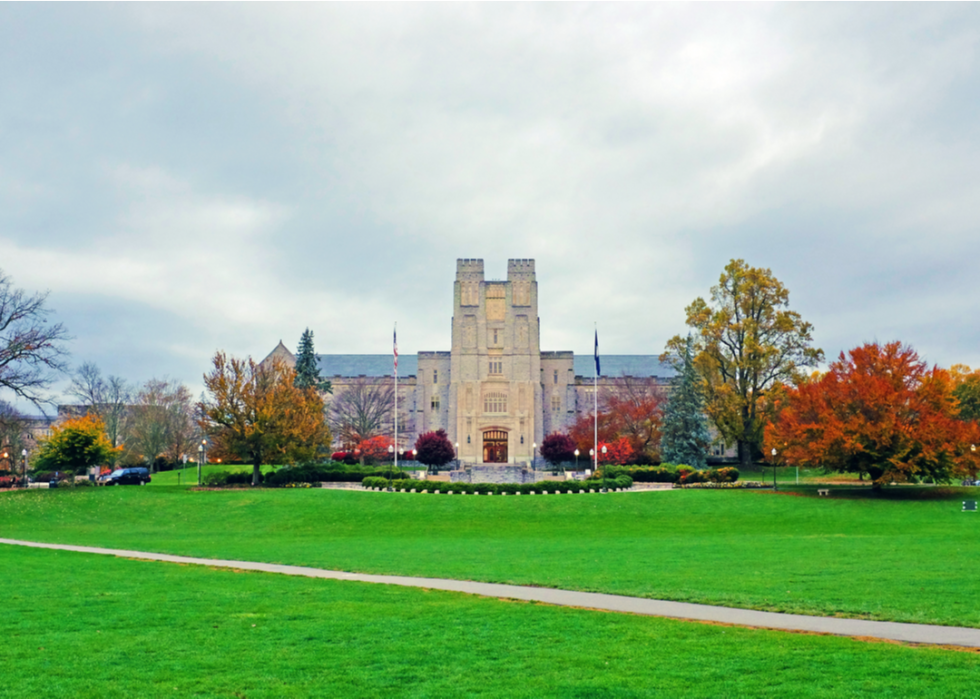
[294,329,332,393]
[660,336,711,468]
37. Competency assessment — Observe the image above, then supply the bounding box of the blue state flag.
[594,329,600,377]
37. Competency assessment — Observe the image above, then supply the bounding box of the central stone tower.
[450,259,541,465]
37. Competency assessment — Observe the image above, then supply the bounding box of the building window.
[553,369,558,384]
[433,369,438,384]
[551,395,561,412]
[484,392,507,413]
[431,396,440,411]
[493,328,499,345]
[489,359,503,375]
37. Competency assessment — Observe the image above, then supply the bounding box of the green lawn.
[147,464,280,487]
[4,544,979,698]
[2,485,979,627]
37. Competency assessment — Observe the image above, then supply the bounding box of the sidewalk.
[4,537,979,648]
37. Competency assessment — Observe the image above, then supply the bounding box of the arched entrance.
[482,430,508,463]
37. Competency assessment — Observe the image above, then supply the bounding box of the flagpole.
[594,324,598,475]
[394,323,398,476]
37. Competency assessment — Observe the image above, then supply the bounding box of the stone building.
[263,258,676,466]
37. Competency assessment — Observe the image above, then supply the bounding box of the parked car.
[99,467,151,486]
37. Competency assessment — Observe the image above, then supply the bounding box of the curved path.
[4,537,979,649]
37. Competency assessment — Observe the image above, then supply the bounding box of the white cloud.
[3,2,980,399]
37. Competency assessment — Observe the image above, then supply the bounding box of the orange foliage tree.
[568,377,664,463]
[597,437,634,467]
[356,434,393,463]
[199,353,332,486]
[569,411,619,456]
[765,342,980,486]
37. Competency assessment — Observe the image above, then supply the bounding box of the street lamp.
[531,442,537,471]
[22,448,28,487]
[454,442,459,471]
[600,445,608,491]
[574,448,580,471]
[771,448,778,492]
[197,444,203,486]
[387,444,394,491]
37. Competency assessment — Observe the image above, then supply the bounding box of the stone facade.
[263,258,679,466]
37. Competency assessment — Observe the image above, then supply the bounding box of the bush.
[202,470,258,487]
[265,462,411,487]
[358,475,636,495]
[707,467,739,483]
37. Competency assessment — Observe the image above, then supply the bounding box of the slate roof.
[574,355,675,379]
[317,355,417,377]
[313,354,673,379]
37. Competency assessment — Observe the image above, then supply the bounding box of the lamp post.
[387,444,394,491]
[574,449,580,472]
[531,442,537,471]
[197,445,203,486]
[22,448,28,487]
[973,445,977,483]
[771,447,777,492]
[600,445,608,491]
[454,442,459,471]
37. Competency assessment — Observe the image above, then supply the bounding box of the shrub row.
[604,464,739,484]
[361,475,634,494]
[203,462,415,487]
[675,481,768,489]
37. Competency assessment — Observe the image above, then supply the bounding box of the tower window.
[431,397,440,411]
[553,369,558,384]
[489,359,503,375]
[484,392,507,413]
[492,328,499,345]
[551,395,561,412]
[433,369,438,384]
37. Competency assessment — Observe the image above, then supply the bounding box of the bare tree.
[0,269,71,410]
[0,399,29,472]
[127,378,195,471]
[328,378,394,447]
[66,362,132,451]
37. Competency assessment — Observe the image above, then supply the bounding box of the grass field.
[4,544,980,698]
[2,485,978,628]
[146,464,280,487]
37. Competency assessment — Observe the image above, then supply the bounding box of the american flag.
[393,325,398,371]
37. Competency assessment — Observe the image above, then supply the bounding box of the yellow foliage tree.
[198,352,331,486]
[34,414,120,475]
[662,259,823,468]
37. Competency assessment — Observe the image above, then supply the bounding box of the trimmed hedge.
[604,464,739,484]
[362,475,634,495]
[264,462,412,487]
[201,462,414,487]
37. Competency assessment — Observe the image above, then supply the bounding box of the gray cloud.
[2,3,980,408]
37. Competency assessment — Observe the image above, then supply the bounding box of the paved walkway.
[4,537,979,648]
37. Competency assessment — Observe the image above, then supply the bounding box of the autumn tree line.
[541,259,980,488]
[4,261,980,488]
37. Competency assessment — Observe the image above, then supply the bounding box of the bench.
[818,489,829,497]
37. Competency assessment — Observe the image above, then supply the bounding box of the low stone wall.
[451,466,571,484]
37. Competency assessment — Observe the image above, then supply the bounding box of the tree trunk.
[738,440,752,470]
[252,460,261,487]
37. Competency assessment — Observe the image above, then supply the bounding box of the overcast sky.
[2,3,980,409]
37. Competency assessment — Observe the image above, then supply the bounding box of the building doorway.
[482,430,508,463]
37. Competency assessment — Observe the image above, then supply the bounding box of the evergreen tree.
[660,336,711,468]
[294,329,332,393]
